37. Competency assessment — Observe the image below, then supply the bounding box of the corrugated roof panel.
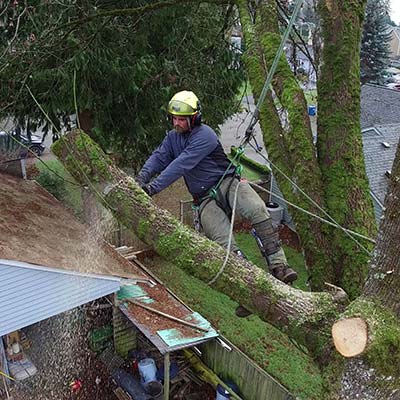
[0,261,120,337]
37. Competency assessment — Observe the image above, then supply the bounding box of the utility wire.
[249,181,375,244]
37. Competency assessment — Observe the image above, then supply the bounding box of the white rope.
[248,142,375,255]
[250,182,375,244]
[208,180,241,286]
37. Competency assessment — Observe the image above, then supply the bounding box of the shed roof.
[0,173,144,278]
[0,259,120,337]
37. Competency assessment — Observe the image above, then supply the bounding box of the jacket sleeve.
[149,128,218,194]
[137,134,174,184]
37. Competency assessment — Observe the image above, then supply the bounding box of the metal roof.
[0,259,120,337]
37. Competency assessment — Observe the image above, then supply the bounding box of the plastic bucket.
[138,358,157,384]
[308,105,317,116]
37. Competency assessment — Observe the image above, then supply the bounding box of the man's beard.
[174,125,189,134]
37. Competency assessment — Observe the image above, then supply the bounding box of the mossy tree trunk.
[333,141,400,398]
[317,0,376,299]
[52,129,344,360]
[54,129,400,396]
[236,0,376,297]
[237,0,335,288]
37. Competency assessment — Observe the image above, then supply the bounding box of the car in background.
[0,131,45,156]
[387,82,400,91]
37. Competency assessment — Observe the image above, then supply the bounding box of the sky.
[390,0,400,25]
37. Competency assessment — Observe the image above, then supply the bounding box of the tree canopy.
[0,0,244,168]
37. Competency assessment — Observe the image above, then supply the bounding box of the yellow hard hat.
[167,91,200,116]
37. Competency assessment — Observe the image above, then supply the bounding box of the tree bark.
[333,141,400,398]
[52,129,345,359]
[238,0,376,298]
[317,0,376,299]
[236,0,336,289]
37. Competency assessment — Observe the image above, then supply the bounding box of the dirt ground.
[9,305,116,400]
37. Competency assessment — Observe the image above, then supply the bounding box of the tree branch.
[52,129,345,360]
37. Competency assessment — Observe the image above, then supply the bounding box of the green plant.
[36,159,82,215]
[36,163,67,200]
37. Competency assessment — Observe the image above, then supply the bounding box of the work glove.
[135,174,155,196]
[138,182,156,197]
[135,174,146,187]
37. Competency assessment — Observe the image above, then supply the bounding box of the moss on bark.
[344,297,400,378]
[317,0,376,299]
[237,0,336,289]
[53,128,342,359]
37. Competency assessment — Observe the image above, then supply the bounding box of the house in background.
[388,26,400,61]
[361,124,400,223]
[360,84,400,224]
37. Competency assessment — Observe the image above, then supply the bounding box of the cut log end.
[332,317,368,357]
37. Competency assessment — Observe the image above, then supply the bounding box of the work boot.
[252,219,298,284]
[269,263,298,284]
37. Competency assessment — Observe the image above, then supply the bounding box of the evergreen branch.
[0,1,28,60]
[57,0,230,32]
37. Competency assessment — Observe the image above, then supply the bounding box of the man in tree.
[136,90,298,289]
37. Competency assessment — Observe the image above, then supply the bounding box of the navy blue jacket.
[138,124,234,197]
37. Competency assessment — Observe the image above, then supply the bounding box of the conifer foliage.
[360,0,391,84]
[0,1,244,168]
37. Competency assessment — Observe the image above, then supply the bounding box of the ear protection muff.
[191,112,202,127]
[191,100,202,126]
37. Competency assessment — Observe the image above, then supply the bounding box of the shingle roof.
[361,84,400,129]
[0,173,142,277]
[362,124,400,222]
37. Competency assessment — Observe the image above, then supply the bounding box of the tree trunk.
[52,129,345,360]
[333,141,400,398]
[317,0,376,299]
[238,0,376,298]
[237,0,336,288]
